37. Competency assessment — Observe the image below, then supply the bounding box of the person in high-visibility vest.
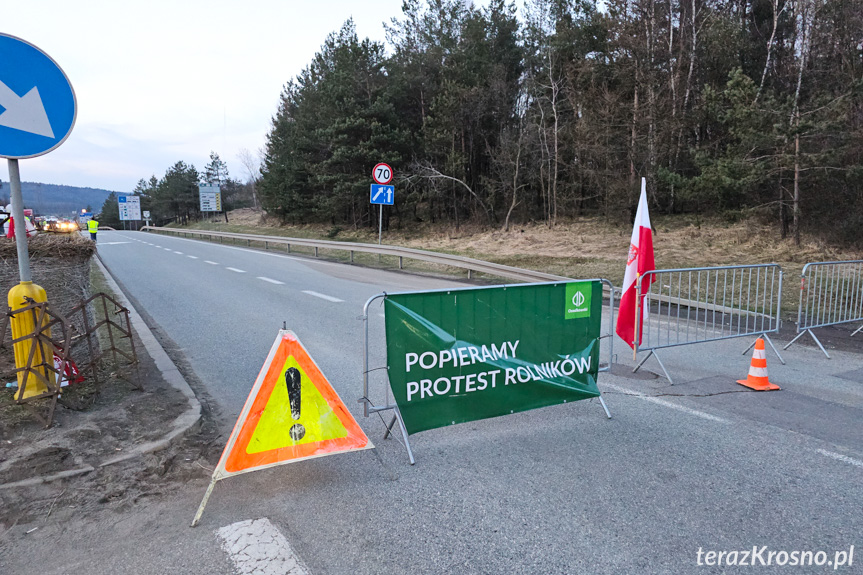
[87,218,99,242]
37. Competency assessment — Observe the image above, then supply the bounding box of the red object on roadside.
[615,178,655,349]
[54,353,85,386]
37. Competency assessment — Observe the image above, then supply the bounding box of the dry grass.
[168,210,863,316]
[0,233,96,259]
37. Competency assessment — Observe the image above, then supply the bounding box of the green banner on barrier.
[384,281,602,434]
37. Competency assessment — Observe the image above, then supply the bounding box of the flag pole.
[633,272,639,360]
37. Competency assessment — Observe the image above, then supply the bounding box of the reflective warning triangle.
[213,330,372,480]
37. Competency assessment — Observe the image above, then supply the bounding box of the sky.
[0,0,417,192]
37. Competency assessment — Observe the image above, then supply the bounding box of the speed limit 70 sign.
[372,163,393,185]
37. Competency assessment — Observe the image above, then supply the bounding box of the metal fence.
[783,260,863,358]
[633,264,784,382]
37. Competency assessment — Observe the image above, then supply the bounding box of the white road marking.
[187,255,198,259]
[154,245,161,248]
[257,276,285,285]
[173,251,184,255]
[226,267,246,273]
[217,518,310,575]
[164,248,172,251]
[601,382,730,423]
[96,241,131,245]
[817,449,863,469]
[204,260,219,265]
[302,290,344,303]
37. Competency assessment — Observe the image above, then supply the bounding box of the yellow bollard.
[7,281,51,400]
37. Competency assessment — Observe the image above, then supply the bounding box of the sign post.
[0,33,77,398]
[371,163,394,245]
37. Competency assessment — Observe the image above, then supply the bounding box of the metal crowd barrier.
[784,260,863,358]
[360,279,618,464]
[634,264,784,382]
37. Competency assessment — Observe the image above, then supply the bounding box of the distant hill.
[0,181,116,216]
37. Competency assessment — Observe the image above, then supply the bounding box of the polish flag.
[616,178,655,349]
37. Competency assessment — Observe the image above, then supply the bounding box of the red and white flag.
[616,178,655,349]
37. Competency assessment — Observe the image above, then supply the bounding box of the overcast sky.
[1,0,420,192]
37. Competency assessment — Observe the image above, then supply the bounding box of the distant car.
[40,217,78,233]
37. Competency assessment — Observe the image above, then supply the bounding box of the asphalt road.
[6,230,861,575]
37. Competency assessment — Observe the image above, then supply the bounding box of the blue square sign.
[370,185,394,205]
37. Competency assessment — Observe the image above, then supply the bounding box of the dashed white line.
[173,251,184,255]
[164,248,172,251]
[187,255,198,259]
[154,245,162,248]
[302,290,343,303]
[226,267,246,273]
[217,518,310,575]
[257,277,285,285]
[817,449,863,469]
[204,260,219,265]
[601,382,730,423]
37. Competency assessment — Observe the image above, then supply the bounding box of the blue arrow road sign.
[0,34,77,159]
[370,184,394,205]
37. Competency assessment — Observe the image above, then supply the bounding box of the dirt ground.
[0,267,223,531]
[0,327,221,528]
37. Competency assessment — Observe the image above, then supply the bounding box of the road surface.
[4,229,860,575]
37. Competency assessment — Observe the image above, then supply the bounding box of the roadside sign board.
[117,195,141,221]
[143,210,150,219]
[370,184,394,206]
[0,33,77,159]
[372,162,393,185]
[199,184,222,212]
[384,281,603,434]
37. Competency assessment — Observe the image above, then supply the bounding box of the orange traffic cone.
[737,338,780,391]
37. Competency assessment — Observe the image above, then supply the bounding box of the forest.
[135,0,863,246]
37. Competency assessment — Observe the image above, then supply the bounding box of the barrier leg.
[383,414,398,440]
[632,350,653,373]
[743,334,786,364]
[598,395,612,419]
[852,324,863,337]
[783,329,830,359]
[806,330,830,359]
[633,350,673,384]
[782,330,807,350]
[191,476,218,528]
[760,334,786,364]
[651,352,674,384]
[393,406,415,465]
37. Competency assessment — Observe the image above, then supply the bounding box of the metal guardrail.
[141,226,569,284]
[633,264,784,382]
[784,260,863,358]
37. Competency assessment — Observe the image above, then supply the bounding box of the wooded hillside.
[258,0,862,246]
